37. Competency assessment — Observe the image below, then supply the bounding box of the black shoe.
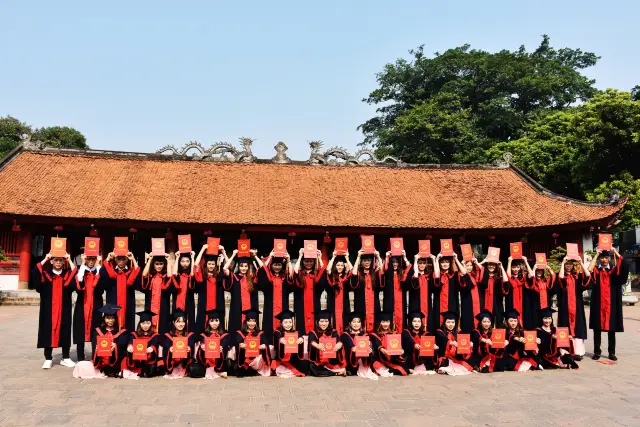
[591,353,601,360]
[573,355,583,361]
[609,354,617,361]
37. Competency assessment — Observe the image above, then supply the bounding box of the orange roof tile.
[0,150,624,230]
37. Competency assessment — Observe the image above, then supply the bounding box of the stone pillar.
[18,231,32,289]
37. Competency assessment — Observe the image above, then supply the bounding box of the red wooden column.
[18,231,32,289]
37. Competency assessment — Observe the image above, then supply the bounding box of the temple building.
[0,137,626,290]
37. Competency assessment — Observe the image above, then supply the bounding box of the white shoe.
[60,358,76,368]
[42,360,53,369]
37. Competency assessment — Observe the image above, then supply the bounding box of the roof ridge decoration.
[307,140,404,167]
[156,137,256,162]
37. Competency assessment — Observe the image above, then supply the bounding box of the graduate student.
[401,312,439,375]
[432,253,461,326]
[477,258,508,326]
[73,253,103,362]
[457,256,483,333]
[101,250,140,332]
[32,250,77,369]
[140,253,172,336]
[370,312,407,376]
[536,308,579,370]
[504,256,533,329]
[523,261,554,330]
[223,248,261,336]
[307,310,346,376]
[91,304,128,377]
[121,310,160,379]
[383,250,412,331]
[162,310,196,379]
[588,247,628,361]
[435,310,473,375]
[325,251,352,333]
[502,309,539,371]
[259,249,294,343]
[555,255,591,360]
[233,309,271,377]
[409,254,439,333]
[468,310,505,373]
[340,311,378,380]
[172,251,196,331]
[294,247,326,335]
[272,309,308,377]
[195,309,231,379]
[351,250,384,333]
[194,244,228,335]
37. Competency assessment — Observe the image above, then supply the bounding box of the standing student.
[340,311,378,380]
[468,310,504,373]
[233,309,271,377]
[196,309,231,379]
[122,310,160,379]
[32,251,77,369]
[351,250,384,333]
[140,253,172,336]
[555,255,591,360]
[272,310,308,377]
[194,244,228,335]
[172,251,196,332]
[504,256,533,329]
[162,310,195,378]
[432,254,461,327]
[223,249,261,336]
[435,311,473,375]
[383,251,412,331]
[259,250,293,343]
[401,312,438,375]
[502,309,539,371]
[101,251,140,332]
[537,308,579,370]
[477,259,508,326]
[370,312,407,376]
[73,253,103,361]
[294,248,326,335]
[457,257,482,333]
[307,310,346,377]
[588,247,628,361]
[325,252,352,332]
[91,304,128,377]
[523,262,554,330]
[409,254,439,333]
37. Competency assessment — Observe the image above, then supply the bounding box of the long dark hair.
[269,258,287,278]
[101,315,120,331]
[202,257,219,282]
[240,317,260,336]
[358,257,378,289]
[504,318,522,335]
[329,259,347,290]
[276,319,297,335]
[375,320,396,335]
[476,318,493,335]
[234,259,256,293]
[205,316,225,335]
[136,321,156,337]
[151,256,167,275]
[408,315,426,335]
[314,318,334,336]
[177,254,191,275]
[170,315,187,337]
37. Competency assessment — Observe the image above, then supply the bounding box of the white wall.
[0,274,19,290]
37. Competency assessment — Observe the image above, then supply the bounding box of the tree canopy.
[0,116,88,157]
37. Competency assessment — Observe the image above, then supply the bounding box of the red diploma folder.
[490,329,506,349]
[361,235,375,254]
[384,334,403,356]
[284,332,298,354]
[50,237,67,257]
[598,233,612,251]
[555,327,571,348]
[151,238,165,256]
[566,243,580,261]
[238,239,251,257]
[172,336,188,359]
[510,242,523,259]
[244,336,260,357]
[206,237,220,255]
[319,336,337,359]
[84,237,100,257]
[456,333,471,354]
[204,336,221,359]
[354,335,369,357]
[132,339,147,361]
[485,247,500,263]
[535,253,547,268]
[114,237,128,256]
[390,238,404,256]
[273,239,287,257]
[418,240,431,257]
[524,331,538,351]
[440,239,454,257]
[96,335,113,357]
[419,336,435,356]
[303,240,317,259]
[178,234,192,253]
[460,244,473,261]
[335,238,348,255]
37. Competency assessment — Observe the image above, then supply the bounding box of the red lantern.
[11,220,20,232]
[203,230,212,236]
[323,231,331,244]
[552,233,560,245]
[89,224,98,237]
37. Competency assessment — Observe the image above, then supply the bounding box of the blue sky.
[1,0,638,160]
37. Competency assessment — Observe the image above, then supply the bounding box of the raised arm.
[142,254,153,277]
[294,248,303,274]
[559,256,566,279]
[223,250,237,275]
[352,250,363,275]
[127,252,138,270]
[499,261,509,282]
[316,250,324,270]
[454,255,467,276]
[432,254,440,279]
[588,249,599,273]
[195,244,207,267]
[374,250,383,271]
[523,256,533,277]
[65,253,76,270]
[165,253,172,276]
[251,249,264,269]
[345,252,353,273]
[190,251,195,276]
[285,252,294,278]
[326,252,336,273]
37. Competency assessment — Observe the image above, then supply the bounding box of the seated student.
[121,310,159,379]
[502,309,539,371]
[370,312,407,376]
[340,311,378,380]
[234,309,271,377]
[468,310,505,373]
[73,304,128,379]
[537,308,579,370]
[196,309,231,379]
[401,312,439,375]
[162,310,195,379]
[272,310,308,377]
[307,310,346,377]
[435,311,474,375]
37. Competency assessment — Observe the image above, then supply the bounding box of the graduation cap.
[99,304,121,316]
[346,311,363,322]
[474,310,493,322]
[271,256,285,264]
[538,307,557,318]
[598,250,613,258]
[237,256,251,264]
[376,311,394,322]
[408,311,426,320]
[203,254,219,262]
[172,309,187,321]
[440,310,458,321]
[504,309,520,320]
[242,308,261,320]
[206,309,225,321]
[333,255,347,263]
[360,253,374,260]
[313,309,333,321]
[274,309,296,321]
[136,310,156,323]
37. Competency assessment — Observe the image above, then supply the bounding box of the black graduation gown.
[325,271,351,333]
[139,273,173,336]
[522,276,553,330]
[370,332,408,376]
[307,330,345,376]
[162,332,196,373]
[537,326,578,369]
[504,275,529,328]
[224,272,260,336]
[502,329,538,371]
[193,266,225,336]
[468,329,505,372]
[92,326,128,376]
[196,332,231,373]
[432,272,461,325]
[73,268,104,346]
[350,270,383,333]
[477,268,505,325]
[554,273,590,339]
[401,329,438,371]
[273,330,308,376]
[459,272,483,333]
[122,332,160,377]
[435,329,473,370]
[100,263,141,332]
[294,267,327,335]
[589,260,629,332]
[258,265,293,343]
[339,331,374,375]
[31,264,77,349]
[234,330,271,377]
[408,273,436,333]
[382,264,412,331]
[171,273,196,332]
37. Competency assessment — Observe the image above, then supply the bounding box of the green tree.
[359,35,599,163]
[0,116,32,157]
[0,116,88,157]
[586,172,640,231]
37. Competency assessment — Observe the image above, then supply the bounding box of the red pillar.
[18,231,32,289]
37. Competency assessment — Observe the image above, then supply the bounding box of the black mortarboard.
[242,308,261,320]
[203,254,218,262]
[377,311,394,322]
[237,256,251,264]
[361,253,374,260]
[475,310,493,322]
[136,310,156,322]
[333,255,347,263]
[504,309,520,320]
[440,310,458,321]
[598,250,613,258]
[346,311,363,322]
[408,311,426,320]
[538,307,556,318]
[313,310,333,321]
[99,304,121,316]
[172,309,187,321]
[271,256,285,264]
[274,309,296,321]
[206,309,225,320]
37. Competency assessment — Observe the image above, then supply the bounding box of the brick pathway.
[1,305,639,427]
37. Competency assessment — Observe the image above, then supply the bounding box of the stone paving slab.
[1,305,640,426]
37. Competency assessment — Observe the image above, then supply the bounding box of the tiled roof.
[0,150,624,230]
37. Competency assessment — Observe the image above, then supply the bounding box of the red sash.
[82,272,99,341]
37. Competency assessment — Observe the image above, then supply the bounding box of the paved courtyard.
[1,305,639,427]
